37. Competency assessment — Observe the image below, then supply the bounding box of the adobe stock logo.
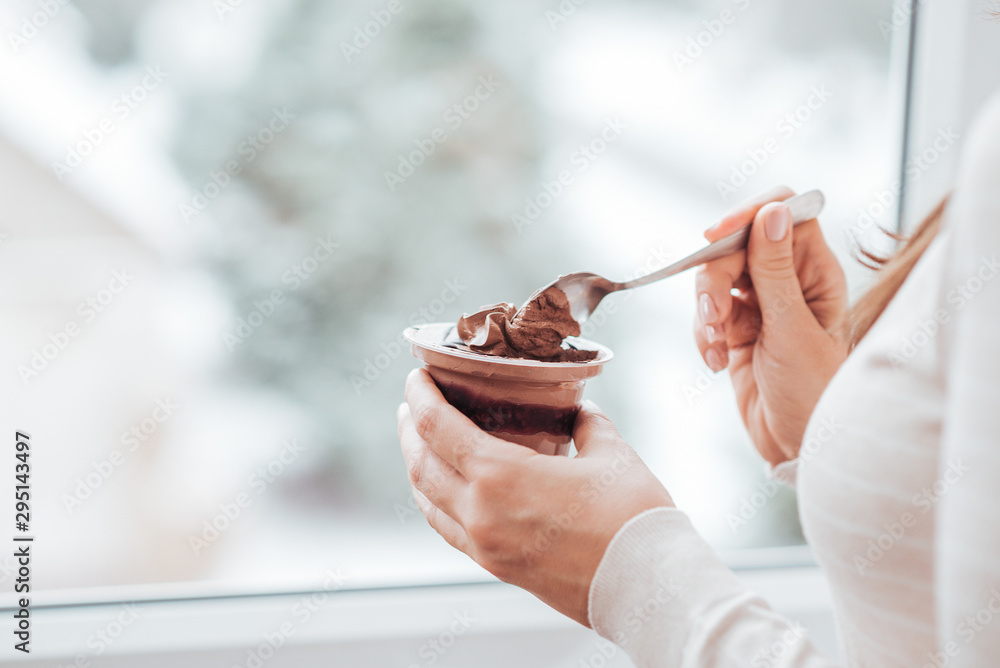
[888,254,998,370]
[18,268,135,385]
[7,0,71,53]
[673,0,752,74]
[545,0,589,31]
[223,234,338,352]
[511,117,629,233]
[62,398,180,514]
[189,439,307,556]
[716,85,833,202]
[383,76,504,192]
[51,66,169,181]
[179,107,296,224]
[213,0,246,21]
[854,127,959,232]
[340,0,413,63]
[350,277,467,395]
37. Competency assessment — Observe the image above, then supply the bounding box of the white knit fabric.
[588,92,1000,668]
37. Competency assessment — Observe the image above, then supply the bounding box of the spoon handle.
[620,190,825,290]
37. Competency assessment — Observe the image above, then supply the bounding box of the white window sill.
[1,549,838,667]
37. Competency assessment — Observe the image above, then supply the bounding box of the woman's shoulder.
[948,90,1000,265]
[957,90,1000,183]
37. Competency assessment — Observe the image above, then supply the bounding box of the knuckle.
[454,440,475,469]
[467,515,501,553]
[694,271,716,294]
[587,410,616,432]
[752,251,796,278]
[472,464,500,495]
[424,467,448,494]
[406,451,425,487]
[413,403,441,439]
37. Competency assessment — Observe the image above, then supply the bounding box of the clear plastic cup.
[404,323,613,456]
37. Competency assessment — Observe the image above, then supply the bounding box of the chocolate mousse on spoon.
[528,189,826,328]
[449,190,823,362]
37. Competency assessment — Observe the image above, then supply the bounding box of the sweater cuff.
[587,507,749,666]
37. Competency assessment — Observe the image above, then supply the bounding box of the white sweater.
[588,93,1000,667]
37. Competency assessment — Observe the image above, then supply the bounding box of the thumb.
[572,401,626,457]
[747,202,810,324]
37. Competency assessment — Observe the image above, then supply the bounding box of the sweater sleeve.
[936,92,1000,666]
[588,507,837,668]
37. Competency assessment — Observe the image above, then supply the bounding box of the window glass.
[0,0,895,593]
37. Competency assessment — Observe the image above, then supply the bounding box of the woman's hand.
[398,369,673,627]
[693,186,848,466]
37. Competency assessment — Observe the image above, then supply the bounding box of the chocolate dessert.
[448,286,598,362]
[434,383,581,439]
[403,284,611,456]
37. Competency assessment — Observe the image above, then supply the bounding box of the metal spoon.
[537,190,825,324]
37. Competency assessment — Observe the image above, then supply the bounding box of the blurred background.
[0,0,897,595]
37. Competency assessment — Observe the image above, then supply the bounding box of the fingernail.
[765,205,790,242]
[699,293,718,324]
[705,325,722,343]
[706,348,726,372]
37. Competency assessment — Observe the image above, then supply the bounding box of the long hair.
[847,196,948,348]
